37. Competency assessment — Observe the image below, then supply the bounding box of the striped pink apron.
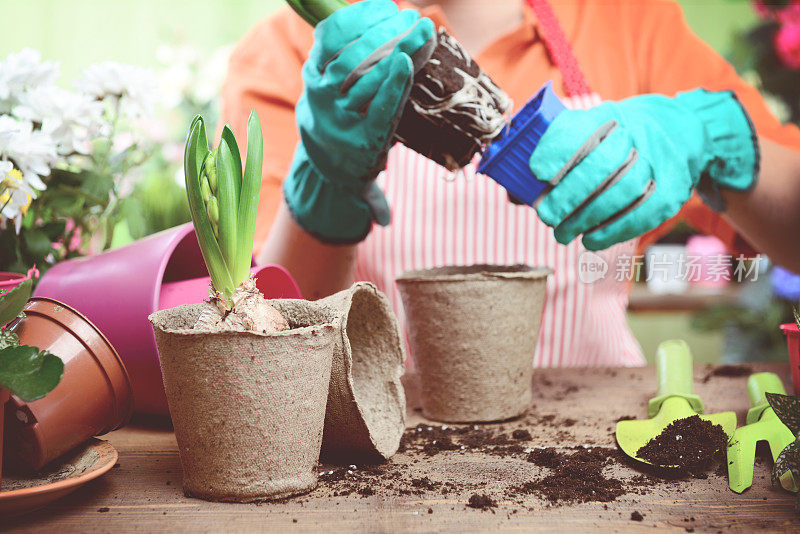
[355,0,645,367]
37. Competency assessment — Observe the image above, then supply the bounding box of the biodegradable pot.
[35,224,301,415]
[396,265,551,423]
[150,302,336,502]
[315,282,406,462]
[0,388,8,489]
[4,298,133,472]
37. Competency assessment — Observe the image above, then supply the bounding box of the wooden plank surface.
[4,363,800,533]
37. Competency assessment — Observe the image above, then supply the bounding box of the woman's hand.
[283,0,435,244]
[529,90,758,250]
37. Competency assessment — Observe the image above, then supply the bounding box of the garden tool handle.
[746,372,787,424]
[648,340,704,417]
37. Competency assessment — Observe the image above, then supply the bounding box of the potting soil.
[635,415,728,471]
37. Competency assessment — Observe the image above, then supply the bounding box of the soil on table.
[306,410,704,511]
[701,364,752,383]
[635,415,728,471]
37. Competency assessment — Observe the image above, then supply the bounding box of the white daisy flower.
[0,48,59,109]
[76,61,157,119]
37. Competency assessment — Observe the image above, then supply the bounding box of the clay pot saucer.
[0,439,118,518]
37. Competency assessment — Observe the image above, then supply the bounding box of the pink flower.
[775,20,800,69]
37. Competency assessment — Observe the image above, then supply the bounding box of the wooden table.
[5,364,800,533]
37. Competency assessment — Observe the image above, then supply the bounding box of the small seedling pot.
[780,323,800,395]
[315,282,406,462]
[396,265,551,423]
[4,297,133,472]
[0,269,36,292]
[35,223,301,415]
[149,301,336,502]
[0,388,8,489]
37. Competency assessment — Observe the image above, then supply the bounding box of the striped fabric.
[354,92,644,368]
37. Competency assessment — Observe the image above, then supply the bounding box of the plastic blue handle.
[477,81,566,205]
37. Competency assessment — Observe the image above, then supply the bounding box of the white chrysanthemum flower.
[0,115,58,191]
[76,61,157,119]
[0,163,35,233]
[0,49,59,109]
[13,85,104,155]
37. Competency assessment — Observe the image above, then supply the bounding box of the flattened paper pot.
[396,265,551,423]
[149,303,335,502]
[315,282,406,462]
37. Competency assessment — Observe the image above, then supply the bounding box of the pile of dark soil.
[702,364,752,383]
[467,493,497,510]
[513,447,626,505]
[635,416,728,471]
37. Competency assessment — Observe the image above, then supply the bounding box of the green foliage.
[0,345,64,402]
[284,0,348,26]
[183,112,263,304]
[0,279,32,326]
[0,280,63,401]
[766,391,800,509]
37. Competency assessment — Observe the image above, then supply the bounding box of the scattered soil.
[702,364,752,383]
[631,511,644,521]
[635,416,727,471]
[311,411,715,511]
[467,494,497,510]
[512,447,626,505]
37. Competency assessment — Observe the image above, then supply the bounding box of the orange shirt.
[220,0,800,254]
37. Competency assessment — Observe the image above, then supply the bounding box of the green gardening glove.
[529,89,759,251]
[284,0,436,244]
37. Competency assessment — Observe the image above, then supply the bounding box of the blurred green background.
[0,0,755,79]
[1,0,785,364]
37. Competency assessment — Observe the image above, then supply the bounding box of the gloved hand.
[284,0,436,243]
[529,89,759,251]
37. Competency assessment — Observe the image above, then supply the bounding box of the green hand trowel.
[727,372,797,493]
[616,339,737,466]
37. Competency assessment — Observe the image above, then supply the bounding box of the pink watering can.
[35,223,302,415]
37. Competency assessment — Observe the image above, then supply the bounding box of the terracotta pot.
[3,298,133,472]
[0,388,8,489]
[313,282,406,462]
[35,224,301,415]
[150,301,336,502]
[396,265,551,423]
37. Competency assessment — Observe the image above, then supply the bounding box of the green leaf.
[773,438,800,487]
[284,0,348,26]
[40,220,67,241]
[215,136,239,285]
[0,345,63,402]
[767,393,800,436]
[0,279,32,326]
[80,172,115,201]
[220,125,242,204]
[0,330,19,350]
[22,228,52,260]
[234,111,263,284]
[184,116,235,296]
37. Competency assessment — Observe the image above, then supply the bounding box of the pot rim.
[23,297,134,432]
[396,264,552,284]
[149,304,337,338]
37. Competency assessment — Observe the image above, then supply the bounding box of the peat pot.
[149,301,336,502]
[396,265,551,423]
[5,298,133,471]
[316,282,406,462]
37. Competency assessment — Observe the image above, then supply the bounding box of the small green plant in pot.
[149,113,337,502]
[765,391,800,512]
[0,280,64,489]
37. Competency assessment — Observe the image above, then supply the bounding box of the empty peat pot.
[315,282,406,462]
[149,301,336,503]
[4,298,134,472]
[396,265,551,423]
